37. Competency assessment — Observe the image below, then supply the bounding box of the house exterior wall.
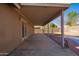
[43,23,52,33]
[0,4,34,55]
[27,20,34,37]
[34,26,43,33]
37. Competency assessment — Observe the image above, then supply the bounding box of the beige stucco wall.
[0,4,34,55]
[27,22,34,36]
[34,26,43,33]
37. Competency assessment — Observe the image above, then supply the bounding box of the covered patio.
[18,3,69,47]
[8,3,77,55]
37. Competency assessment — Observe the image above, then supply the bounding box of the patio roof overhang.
[20,3,69,26]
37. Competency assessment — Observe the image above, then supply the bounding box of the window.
[24,23,27,36]
[21,18,27,38]
[22,22,25,37]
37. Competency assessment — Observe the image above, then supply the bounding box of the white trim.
[13,3,21,9]
[21,3,70,8]
[20,17,28,41]
[21,35,28,41]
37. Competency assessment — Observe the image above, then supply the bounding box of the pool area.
[70,38,79,45]
[65,36,79,45]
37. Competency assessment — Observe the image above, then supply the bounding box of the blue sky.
[51,3,79,26]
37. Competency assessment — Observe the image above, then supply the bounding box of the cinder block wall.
[0,4,34,55]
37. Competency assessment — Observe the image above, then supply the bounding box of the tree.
[66,10,78,26]
[50,23,57,29]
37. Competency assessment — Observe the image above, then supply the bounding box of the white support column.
[48,23,49,33]
[61,10,64,48]
[42,26,44,33]
[43,26,45,33]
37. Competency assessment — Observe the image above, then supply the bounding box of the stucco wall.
[0,4,34,55]
[27,22,34,37]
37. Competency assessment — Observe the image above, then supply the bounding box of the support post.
[61,9,64,48]
[48,23,49,33]
[43,25,46,34]
[42,26,44,33]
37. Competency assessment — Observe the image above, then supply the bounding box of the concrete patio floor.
[9,34,76,56]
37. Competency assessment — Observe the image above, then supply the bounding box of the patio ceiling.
[20,3,69,26]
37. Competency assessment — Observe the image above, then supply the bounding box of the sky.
[51,3,79,27]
